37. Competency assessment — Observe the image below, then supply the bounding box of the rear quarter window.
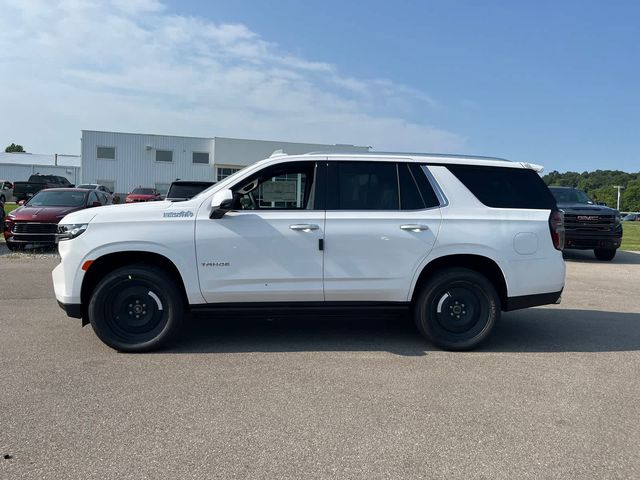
[447,165,557,209]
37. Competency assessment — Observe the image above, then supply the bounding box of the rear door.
[323,160,442,302]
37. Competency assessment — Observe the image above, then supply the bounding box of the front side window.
[231,161,317,210]
[156,150,173,162]
[97,147,115,160]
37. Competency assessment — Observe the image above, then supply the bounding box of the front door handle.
[400,224,429,232]
[289,224,319,232]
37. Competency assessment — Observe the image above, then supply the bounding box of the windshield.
[167,184,212,199]
[132,188,155,195]
[27,190,86,207]
[192,165,251,200]
[549,187,593,204]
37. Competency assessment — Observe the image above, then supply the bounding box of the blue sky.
[1,0,638,172]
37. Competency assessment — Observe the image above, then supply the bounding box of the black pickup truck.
[549,186,623,261]
[13,174,74,202]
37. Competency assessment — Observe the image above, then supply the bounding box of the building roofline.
[82,129,214,141]
[213,135,370,149]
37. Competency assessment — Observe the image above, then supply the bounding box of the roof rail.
[302,151,512,162]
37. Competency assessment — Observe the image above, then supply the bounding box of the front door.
[195,160,325,303]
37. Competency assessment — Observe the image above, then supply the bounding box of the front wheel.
[414,268,500,351]
[88,265,184,352]
[594,248,616,261]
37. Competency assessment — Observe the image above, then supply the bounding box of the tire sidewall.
[88,265,183,352]
[415,268,499,351]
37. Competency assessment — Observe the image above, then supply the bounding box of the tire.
[414,267,500,351]
[594,248,616,261]
[6,242,21,252]
[0,195,5,204]
[88,265,184,352]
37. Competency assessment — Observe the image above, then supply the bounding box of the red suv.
[3,188,109,250]
[125,187,162,203]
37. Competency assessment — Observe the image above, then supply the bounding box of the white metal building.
[0,152,81,185]
[81,130,370,196]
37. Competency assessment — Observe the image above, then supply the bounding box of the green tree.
[4,143,25,153]
[622,180,640,211]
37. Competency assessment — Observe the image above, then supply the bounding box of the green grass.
[4,202,19,214]
[622,222,640,251]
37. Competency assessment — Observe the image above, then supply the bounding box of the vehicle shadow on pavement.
[170,313,429,357]
[485,308,640,352]
[563,249,640,264]
[167,307,640,355]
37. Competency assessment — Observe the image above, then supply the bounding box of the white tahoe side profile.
[52,152,566,352]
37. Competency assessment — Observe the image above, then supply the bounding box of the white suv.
[52,153,565,352]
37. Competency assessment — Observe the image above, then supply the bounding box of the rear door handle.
[400,224,429,232]
[289,224,319,232]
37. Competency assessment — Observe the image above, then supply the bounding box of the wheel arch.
[410,254,508,310]
[80,251,190,323]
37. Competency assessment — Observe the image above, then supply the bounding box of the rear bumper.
[57,300,83,319]
[504,290,563,311]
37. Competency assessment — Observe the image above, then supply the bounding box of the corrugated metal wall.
[82,130,214,195]
[0,163,80,185]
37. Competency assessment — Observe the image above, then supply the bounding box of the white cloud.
[0,0,465,154]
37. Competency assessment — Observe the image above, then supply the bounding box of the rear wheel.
[88,265,184,352]
[414,268,500,351]
[594,248,616,261]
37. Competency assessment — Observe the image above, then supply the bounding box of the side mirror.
[18,199,26,206]
[210,189,234,219]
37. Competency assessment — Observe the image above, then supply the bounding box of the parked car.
[125,187,162,203]
[76,183,114,204]
[53,152,565,353]
[3,188,109,250]
[622,213,639,222]
[76,183,113,194]
[548,186,622,261]
[166,180,215,201]
[13,174,73,202]
[0,180,14,203]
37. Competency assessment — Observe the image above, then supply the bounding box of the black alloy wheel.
[414,268,499,351]
[88,265,184,352]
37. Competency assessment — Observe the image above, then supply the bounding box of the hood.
[62,199,174,225]
[556,202,618,213]
[9,205,84,223]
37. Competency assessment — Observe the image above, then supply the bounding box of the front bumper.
[57,300,83,319]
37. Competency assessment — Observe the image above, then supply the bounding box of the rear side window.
[327,161,441,210]
[333,162,399,210]
[446,165,557,209]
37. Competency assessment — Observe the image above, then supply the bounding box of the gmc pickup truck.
[13,174,73,202]
[549,186,622,261]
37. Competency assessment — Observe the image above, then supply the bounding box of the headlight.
[57,223,88,241]
[615,213,621,225]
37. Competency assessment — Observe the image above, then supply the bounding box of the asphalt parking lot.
[1,245,639,479]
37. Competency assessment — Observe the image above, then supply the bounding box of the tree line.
[542,170,640,212]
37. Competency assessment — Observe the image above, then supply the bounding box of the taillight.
[549,210,565,251]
